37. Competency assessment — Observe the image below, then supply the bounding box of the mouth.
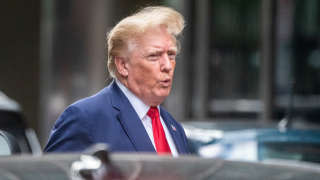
[159,79,171,87]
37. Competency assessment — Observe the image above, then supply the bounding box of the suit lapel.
[160,108,185,154]
[110,81,155,152]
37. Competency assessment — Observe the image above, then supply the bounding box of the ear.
[115,56,129,77]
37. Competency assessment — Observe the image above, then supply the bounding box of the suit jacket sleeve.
[44,105,93,152]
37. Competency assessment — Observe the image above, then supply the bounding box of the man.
[44,6,190,156]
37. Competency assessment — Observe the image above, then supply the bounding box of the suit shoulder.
[70,86,113,111]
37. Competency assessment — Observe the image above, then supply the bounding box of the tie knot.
[147,106,158,118]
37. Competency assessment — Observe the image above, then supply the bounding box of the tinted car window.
[0,134,11,155]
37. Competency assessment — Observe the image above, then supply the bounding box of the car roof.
[0,91,21,113]
[1,153,320,180]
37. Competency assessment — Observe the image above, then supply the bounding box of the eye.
[147,52,161,61]
[167,51,176,60]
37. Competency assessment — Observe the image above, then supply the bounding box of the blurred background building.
[0,0,319,146]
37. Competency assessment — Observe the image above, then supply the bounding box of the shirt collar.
[115,78,160,119]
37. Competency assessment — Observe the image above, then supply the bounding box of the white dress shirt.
[115,79,178,157]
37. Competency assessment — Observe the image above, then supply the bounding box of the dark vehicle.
[0,91,41,155]
[1,144,320,180]
[184,121,320,164]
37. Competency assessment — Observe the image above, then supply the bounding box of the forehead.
[132,26,177,51]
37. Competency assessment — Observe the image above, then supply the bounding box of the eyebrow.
[168,47,178,52]
[146,46,178,53]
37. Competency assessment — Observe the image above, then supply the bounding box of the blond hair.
[106,6,185,78]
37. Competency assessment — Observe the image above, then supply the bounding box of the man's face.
[125,26,177,106]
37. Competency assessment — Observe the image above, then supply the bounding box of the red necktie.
[147,106,171,155]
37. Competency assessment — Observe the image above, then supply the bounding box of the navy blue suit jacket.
[44,81,190,154]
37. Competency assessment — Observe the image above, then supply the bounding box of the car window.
[259,142,320,163]
[0,134,11,155]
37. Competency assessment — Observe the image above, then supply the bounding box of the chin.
[150,93,169,104]
[157,91,170,97]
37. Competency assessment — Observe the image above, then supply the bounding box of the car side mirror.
[71,143,123,180]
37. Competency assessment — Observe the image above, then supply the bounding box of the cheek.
[129,63,156,84]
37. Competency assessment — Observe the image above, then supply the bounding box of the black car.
[1,144,320,180]
[0,91,41,155]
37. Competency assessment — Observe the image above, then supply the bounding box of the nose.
[160,53,173,72]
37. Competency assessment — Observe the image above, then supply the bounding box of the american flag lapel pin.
[171,125,176,131]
